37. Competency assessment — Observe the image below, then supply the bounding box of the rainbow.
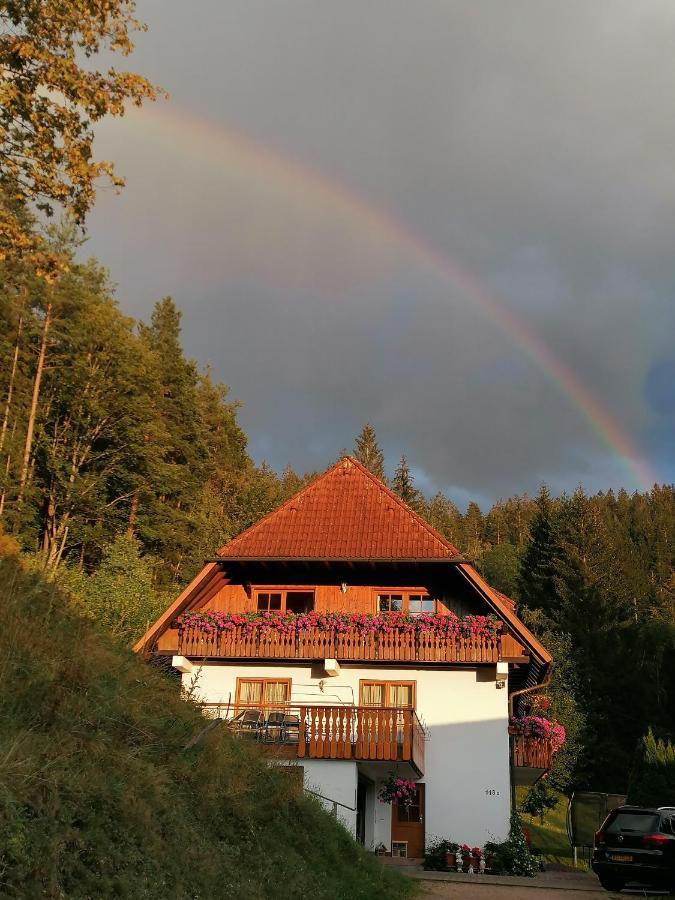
[129,104,656,490]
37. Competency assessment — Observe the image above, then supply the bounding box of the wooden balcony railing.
[216,704,425,775]
[176,624,512,664]
[510,734,555,770]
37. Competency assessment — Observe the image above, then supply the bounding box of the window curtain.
[389,684,413,708]
[239,680,263,705]
[361,683,385,707]
[263,681,289,706]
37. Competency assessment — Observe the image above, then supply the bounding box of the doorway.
[356,777,368,845]
[390,783,425,858]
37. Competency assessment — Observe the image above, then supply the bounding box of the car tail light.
[594,829,605,847]
[642,833,670,849]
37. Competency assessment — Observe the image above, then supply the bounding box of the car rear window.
[606,812,660,834]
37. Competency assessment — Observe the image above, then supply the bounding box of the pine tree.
[426,492,462,546]
[392,455,422,509]
[517,485,559,614]
[462,501,485,563]
[353,423,386,481]
[138,297,211,579]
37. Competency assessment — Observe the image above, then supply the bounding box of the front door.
[391,783,425,858]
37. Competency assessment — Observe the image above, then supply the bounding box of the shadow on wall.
[419,716,512,847]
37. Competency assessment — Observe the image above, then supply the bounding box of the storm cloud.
[87,0,675,503]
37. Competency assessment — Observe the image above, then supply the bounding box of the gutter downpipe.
[508,662,553,811]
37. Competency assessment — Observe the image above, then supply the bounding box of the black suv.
[592,806,675,893]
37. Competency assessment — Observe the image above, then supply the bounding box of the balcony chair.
[230,708,262,736]
[282,713,301,744]
[261,710,285,743]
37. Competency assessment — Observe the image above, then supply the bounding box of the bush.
[424,838,458,870]
[484,811,541,877]
[628,728,675,807]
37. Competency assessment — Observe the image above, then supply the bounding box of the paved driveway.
[412,870,669,899]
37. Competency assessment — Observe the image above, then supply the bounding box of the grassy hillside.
[517,787,575,867]
[0,558,411,899]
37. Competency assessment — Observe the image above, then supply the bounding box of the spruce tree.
[353,423,386,481]
[517,485,559,614]
[392,455,421,509]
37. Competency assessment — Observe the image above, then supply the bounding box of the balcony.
[510,734,555,785]
[173,623,526,664]
[208,704,425,776]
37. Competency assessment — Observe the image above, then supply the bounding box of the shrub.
[424,838,458,870]
[628,728,675,807]
[484,811,541,877]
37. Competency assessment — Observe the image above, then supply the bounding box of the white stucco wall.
[185,662,510,847]
[296,759,358,834]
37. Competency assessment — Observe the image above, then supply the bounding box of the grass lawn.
[517,787,582,867]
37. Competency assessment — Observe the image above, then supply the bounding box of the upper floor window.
[256,590,314,614]
[236,677,291,709]
[377,592,435,615]
[360,680,415,708]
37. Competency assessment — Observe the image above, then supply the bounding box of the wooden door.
[390,783,425,858]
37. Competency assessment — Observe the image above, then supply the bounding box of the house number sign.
[484,789,501,796]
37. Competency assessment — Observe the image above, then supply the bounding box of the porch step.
[379,856,423,867]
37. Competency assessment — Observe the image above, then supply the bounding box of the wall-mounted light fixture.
[495,661,508,689]
[340,582,348,594]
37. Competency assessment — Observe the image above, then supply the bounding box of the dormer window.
[256,590,314,614]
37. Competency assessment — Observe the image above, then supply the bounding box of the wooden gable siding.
[156,565,498,655]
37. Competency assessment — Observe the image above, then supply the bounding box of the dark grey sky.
[86,0,675,506]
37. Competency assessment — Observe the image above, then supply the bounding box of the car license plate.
[609,854,633,863]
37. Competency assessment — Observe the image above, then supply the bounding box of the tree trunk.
[0,313,23,455]
[127,491,139,536]
[17,302,51,507]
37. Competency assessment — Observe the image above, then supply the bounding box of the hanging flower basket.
[378,774,417,807]
[509,715,566,751]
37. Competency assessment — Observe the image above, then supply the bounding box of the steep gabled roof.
[133,456,552,669]
[216,457,462,560]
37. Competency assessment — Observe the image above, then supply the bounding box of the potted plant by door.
[375,842,388,857]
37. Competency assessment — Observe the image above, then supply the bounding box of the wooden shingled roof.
[216,457,462,560]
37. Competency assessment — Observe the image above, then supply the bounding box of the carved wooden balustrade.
[213,703,425,775]
[510,734,555,770]
[174,623,525,664]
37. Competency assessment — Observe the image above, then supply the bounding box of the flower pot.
[485,854,495,871]
[468,855,480,871]
[446,852,456,869]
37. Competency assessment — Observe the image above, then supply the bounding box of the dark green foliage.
[520,781,559,825]
[392,455,422,510]
[518,486,675,793]
[0,558,411,899]
[353,423,386,481]
[423,838,458,870]
[484,811,541,877]
[481,542,521,596]
[628,729,675,807]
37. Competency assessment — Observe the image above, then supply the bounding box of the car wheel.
[597,875,624,893]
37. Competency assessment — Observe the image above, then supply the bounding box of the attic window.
[256,590,314,614]
[377,593,436,615]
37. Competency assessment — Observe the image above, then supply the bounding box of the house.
[135,457,553,858]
